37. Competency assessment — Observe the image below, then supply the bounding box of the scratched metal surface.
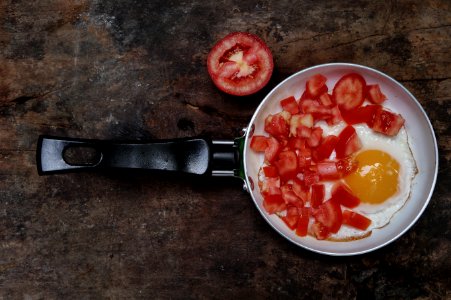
[0,1,450,298]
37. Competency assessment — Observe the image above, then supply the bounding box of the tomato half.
[207,32,273,96]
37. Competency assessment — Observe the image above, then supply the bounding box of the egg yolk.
[344,150,400,204]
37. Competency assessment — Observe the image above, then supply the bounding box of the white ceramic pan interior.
[243,63,438,256]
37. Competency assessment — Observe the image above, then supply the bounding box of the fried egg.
[319,122,417,240]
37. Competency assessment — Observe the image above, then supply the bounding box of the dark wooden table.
[1,1,450,298]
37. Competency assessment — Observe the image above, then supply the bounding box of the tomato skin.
[370,108,405,136]
[264,137,281,163]
[312,135,338,162]
[282,206,300,229]
[316,161,340,181]
[310,184,325,208]
[335,125,362,159]
[295,207,310,237]
[280,96,299,114]
[365,84,386,104]
[312,198,343,234]
[306,74,328,98]
[342,210,372,230]
[263,166,278,177]
[250,135,268,152]
[333,73,366,111]
[341,105,380,126]
[207,32,273,96]
[331,182,360,208]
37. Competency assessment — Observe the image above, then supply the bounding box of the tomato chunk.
[264,137,281,163]
[341,105,380,126]
[300,99,333,121]
[281,184,303,207]
[287,137,306,150]
[265,112,290,138]
[311,221,330,240]
[306,74,328,98]
[312,135,338,162]
[282,206,299,230]
[312,198,343,234]
[310,184,325,208]
[295,207,310,237]
[292,178,309,202]
[207,32,273,96]
[366,84,386,104]
[335,125,362,159]
[250,135,268,152]
[263,193,286,214]
[260,176,280,196]
[333,73,366,111]
[331,182,360,208]
[274,150,298,181]
[317,161,340,181]
[318,93,334,107]
[263,166,278,177]
[280,96,299,115]
[370,108,405,136]
[306,127,323,148]
[342,210,372,230]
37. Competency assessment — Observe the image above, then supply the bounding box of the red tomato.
[264,137,281,163]
[280,96,299,114]
[306,127,323,148]
[263,193,286,214]
[311,221,330,240]
[331,182,360,208]
[263,166,278,177]
[316,161,340,181]
[304,167,319,186]
[335,125,362,159]
[310,184,325,208]
[265,112,290,138]
[287,137,306,150]
[207,32,273,96]
[274,150,298,181]
[292,178,309,202]
[260,176,280,196]
[318,93,334,107]
[250,135,268,152]
[312,198,343,234]
[365,84,386,104]
[282,206,300,229]
[306,74,328,98]
[300,99,333,121]
[341,105,380,126]
[370,108,405,136]
[281,184,303,207]
[333,73,366,111]
[312,135,338,162]
[295,207,310,237]
[342,210,372,230]
[326,105,342,125]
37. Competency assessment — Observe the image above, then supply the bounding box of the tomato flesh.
[263,166,278,178]
[331,182,360,208]
[306,74,328,98]
[366,84,386,104]
[295,207,310,237]
[250,135,268,152]
[264,137,281,163]
[310,184,325,208]
[274,150,298,181]
[335,125,362,159]
[312,198,343,234]
[207,32,273,96]
[333,73,366,111]
[370,108,405,136]
[282,206,299,229]
[280,96,299,115]
[312,135,338,162]
[342,210,372,230]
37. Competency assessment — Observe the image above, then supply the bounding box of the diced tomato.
[295,207,310,237]
[306,127,323,148]
[290,114,313,136]
[287,137,305,150]
[281,184,303,206]
[312,198,343,234]
[311,221,330,240]
[370,108,405,136]
[280,96,299,114]
[300,99,333,121]
[333,73,366,111]
[306,74,328,98]
[274,150,298,181]
[336,157,358,177]
[331,182,360,208]
[335,125,362,159]
[292,178,309,202]
[263,193,286,214]
[341,105,380,126]
[265,112,290,138]
[250,135,268,152]
[342,210,372,230]
[282,206,300,229]
[318,93,334,107]
[297,125,312,139]
[260,176,280,196]
[326,105,342,125]
[264,137,281,163]
[297,149,312,170]
[207,32,273,96]
[317,161,340,181]
[304,167,319,186]
[263,166,278,177]
[366,84,386,104]
[310,184,325,208]
[312,135,338,162]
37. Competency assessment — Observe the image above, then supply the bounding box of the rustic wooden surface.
[0,0,450,298]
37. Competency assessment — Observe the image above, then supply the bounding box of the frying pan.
[37,63,438,255]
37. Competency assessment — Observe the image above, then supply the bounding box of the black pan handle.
[36,135,241,176]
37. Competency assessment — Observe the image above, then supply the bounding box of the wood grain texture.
[0,0,450,298]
